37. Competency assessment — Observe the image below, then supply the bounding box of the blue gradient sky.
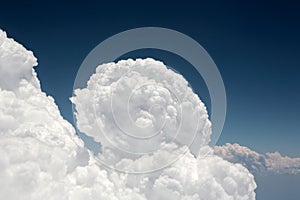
[1,0,299,157]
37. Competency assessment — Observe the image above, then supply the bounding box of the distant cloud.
[265,151,300,174]
[214,143,300,174]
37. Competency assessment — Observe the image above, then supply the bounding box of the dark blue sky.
[1,0,299,156]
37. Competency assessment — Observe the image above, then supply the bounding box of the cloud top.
[0,30,38,91]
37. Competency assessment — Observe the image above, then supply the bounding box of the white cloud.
[214,143,300,174]
[0,29,145,200]
[0,30,38,91]
[0,29,257,200]
[71,58,212,159]
[71,58,214,171]
[72,57,256,198]
[119,147,256,200]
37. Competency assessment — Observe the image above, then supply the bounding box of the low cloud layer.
[214,143,300,174]
[0,29,256,200]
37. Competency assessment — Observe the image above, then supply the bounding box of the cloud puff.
[71,58,212,160]
[0,29,256,200]
[214,143,300,174]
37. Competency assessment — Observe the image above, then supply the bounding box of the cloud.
[0,29,256,200]
[119,147,256,200]
[265,152,300,174]
[214,143,300,174]
[72,57,256,198]
[71,58,212,170]
[0,30,38,91]
[0,29,145,200]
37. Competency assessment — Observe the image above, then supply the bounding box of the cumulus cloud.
[0,29,144,200]
[72,57,256,198]
[120,147,256,200]
[214,143,300,174]
[71,58,212,171]
[0,29,256,200]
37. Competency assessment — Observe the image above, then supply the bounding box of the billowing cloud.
[0,29,256,200]
[0,29,145,200]
[71,57,256,198]
[71,58,212,171]
[120,147,257,200]
[214,143,300,174]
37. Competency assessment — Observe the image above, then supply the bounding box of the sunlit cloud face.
[0,29,257,200]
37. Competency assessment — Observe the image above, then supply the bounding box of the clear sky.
[1,0,299,157]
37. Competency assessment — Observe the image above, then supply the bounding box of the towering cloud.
[0,29,256,200]
[71,58,212,171]
[72,58,256,199]
[0,29,144,200]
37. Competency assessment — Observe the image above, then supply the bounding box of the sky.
[0,0,299,158]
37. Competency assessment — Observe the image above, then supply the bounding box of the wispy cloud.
[214,143,300,174]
